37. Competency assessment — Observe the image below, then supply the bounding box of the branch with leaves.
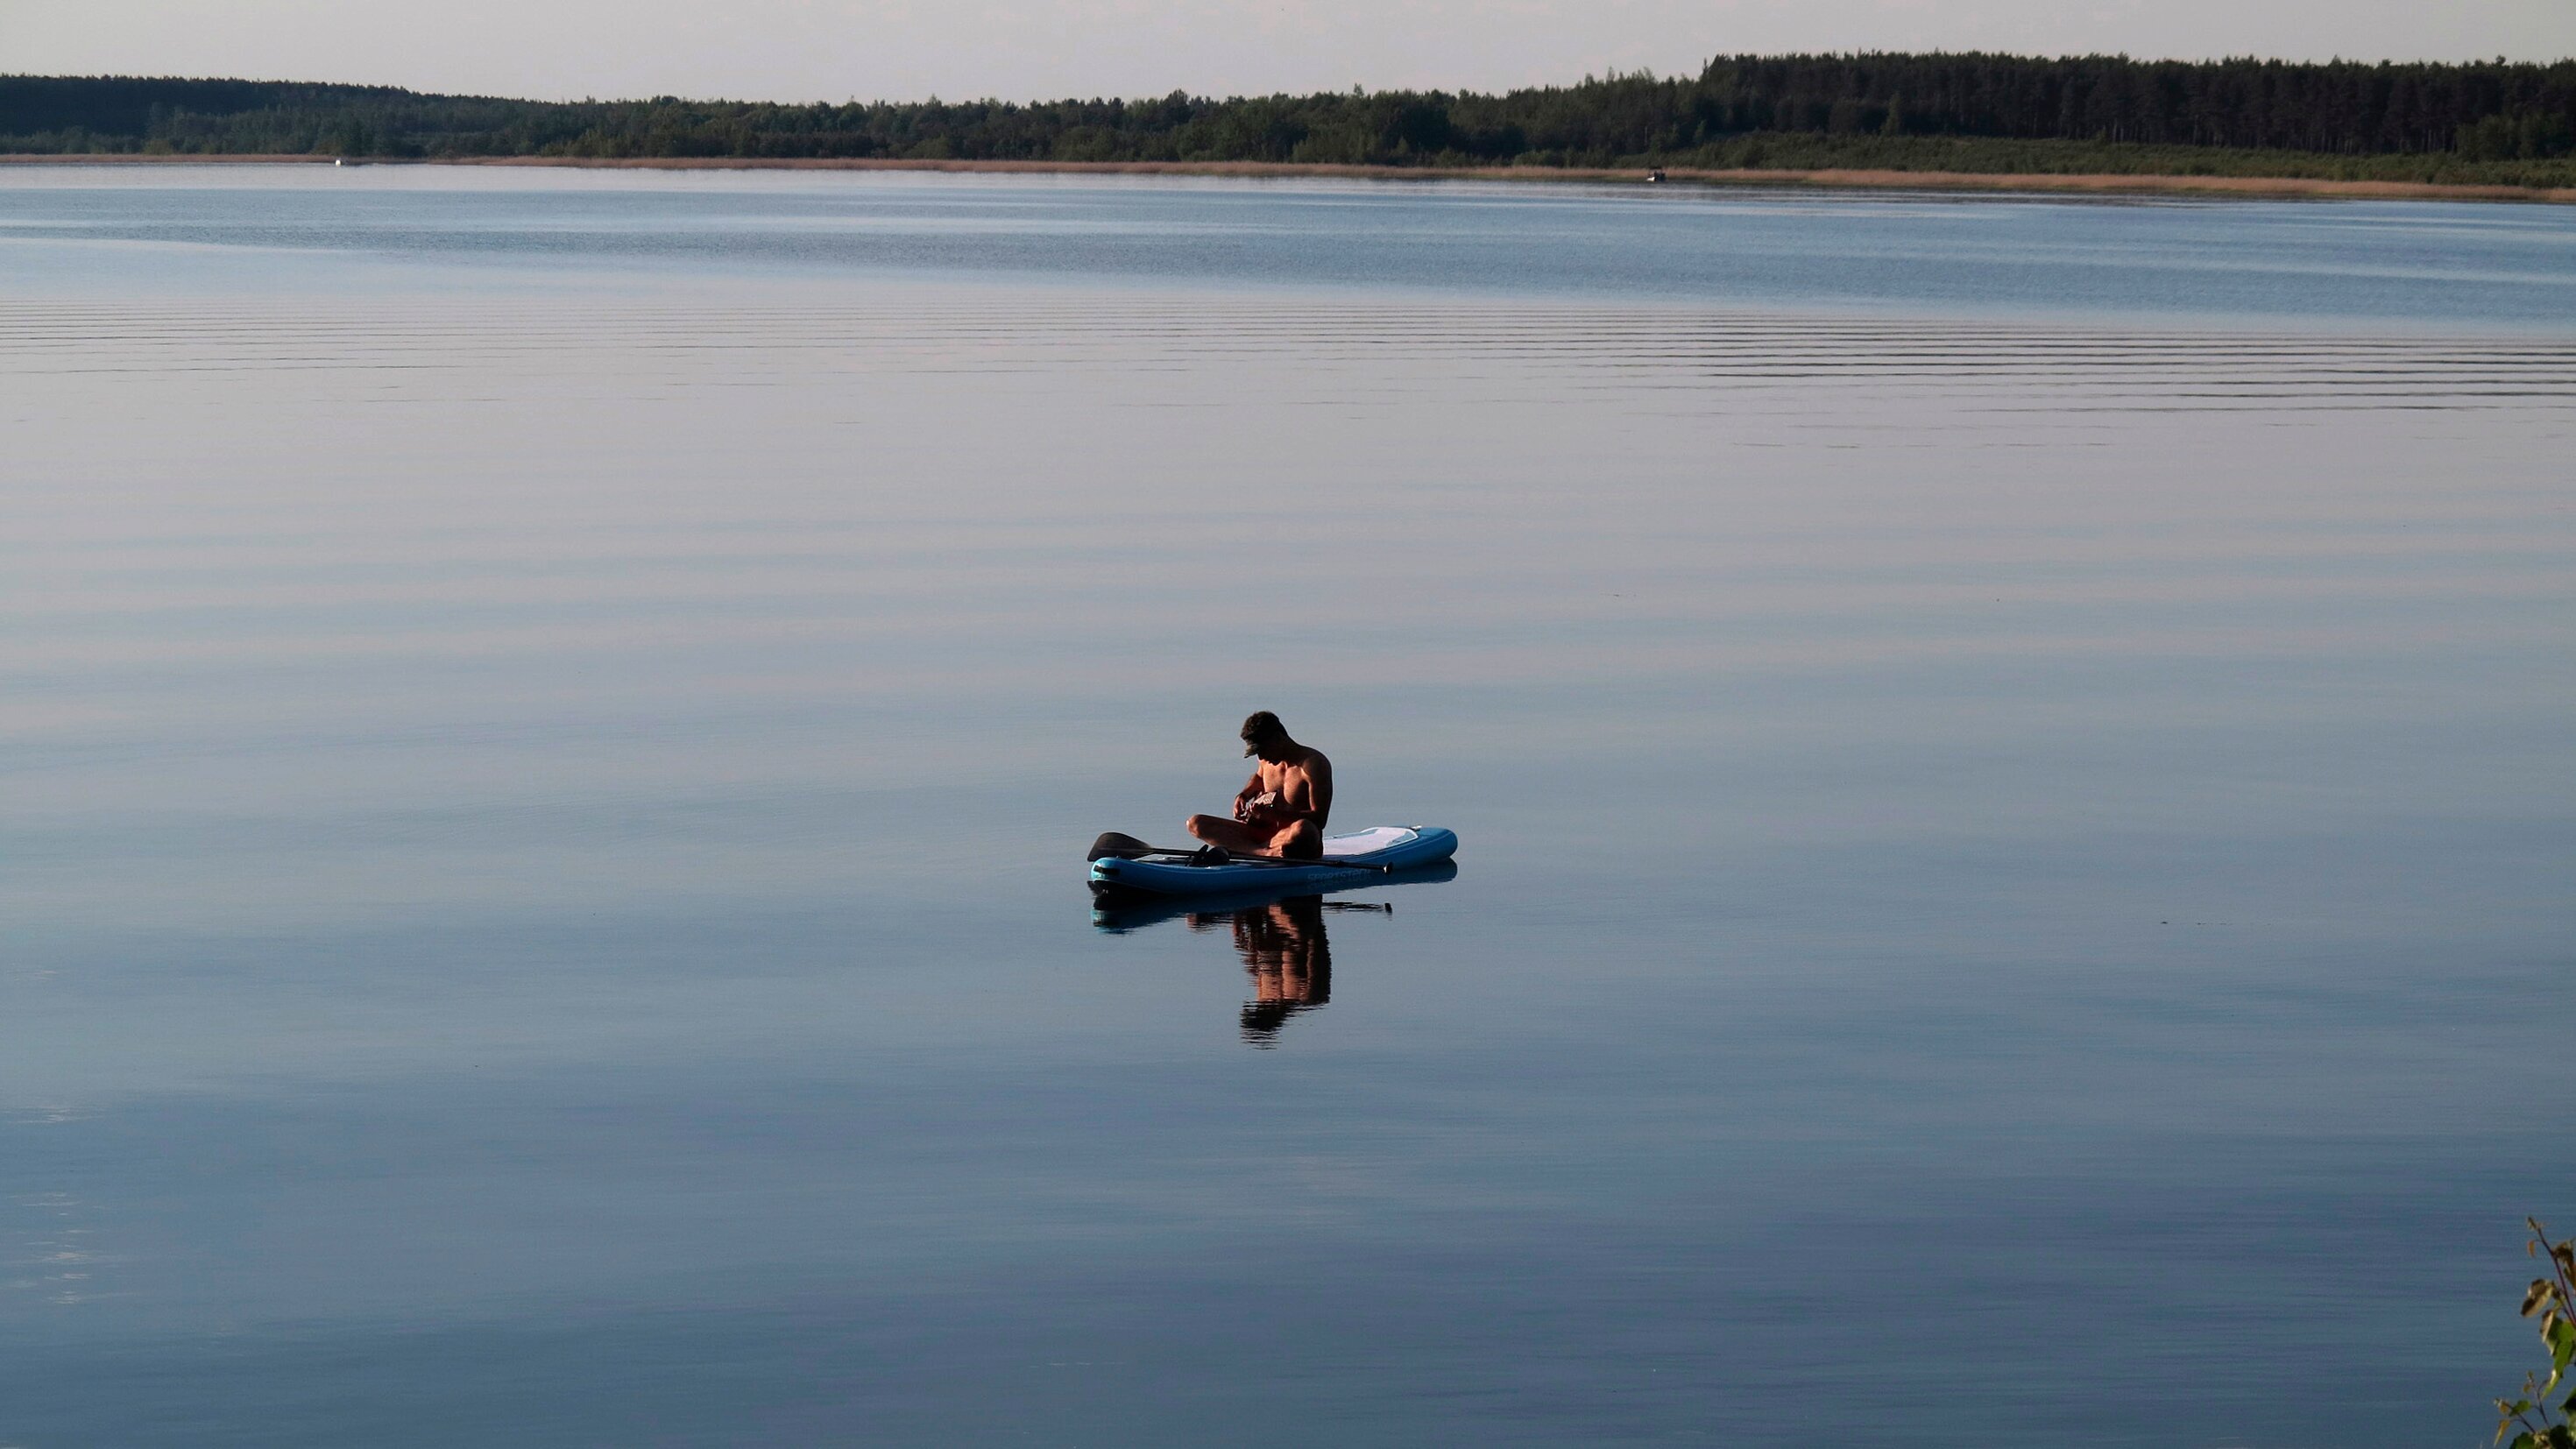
[2497,1218,2576,1449]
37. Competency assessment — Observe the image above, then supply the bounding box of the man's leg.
[1186,815,1272,853]
[1269,820,1322,859]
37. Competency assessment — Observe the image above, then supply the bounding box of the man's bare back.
[1185,710,1334,859]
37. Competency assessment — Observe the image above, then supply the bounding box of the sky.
[5,0,2571,102]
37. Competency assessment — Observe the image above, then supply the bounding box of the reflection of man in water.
[1205,895,1333,1046]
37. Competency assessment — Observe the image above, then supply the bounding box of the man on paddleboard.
[1185,711,1333,859]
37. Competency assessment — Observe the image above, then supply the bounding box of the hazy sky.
[8,0,2571,102]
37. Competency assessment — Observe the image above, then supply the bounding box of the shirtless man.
[1185,710,1334,860]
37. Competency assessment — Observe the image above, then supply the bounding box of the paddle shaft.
[1105,843,1391,873]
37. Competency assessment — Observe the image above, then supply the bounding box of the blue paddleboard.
[1088,825,1459,900]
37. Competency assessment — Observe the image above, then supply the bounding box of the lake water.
[4,166,2573,1445]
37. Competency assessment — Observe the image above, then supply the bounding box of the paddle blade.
[1088,831,1156,862]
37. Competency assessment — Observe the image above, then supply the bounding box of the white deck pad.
[1321,826,1417,859]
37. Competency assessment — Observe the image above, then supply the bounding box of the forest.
[4,54,2572,185]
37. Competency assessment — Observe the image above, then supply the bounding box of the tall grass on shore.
[2499,1219,2576,1449]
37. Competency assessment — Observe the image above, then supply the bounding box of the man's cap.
[1241,710,1284,755]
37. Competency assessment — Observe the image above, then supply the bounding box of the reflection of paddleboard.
[1088,825,1459,901]
[1092,859,1458,931]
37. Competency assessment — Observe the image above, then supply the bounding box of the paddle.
[1086,831,1392,873]
[1216,855,1392,873]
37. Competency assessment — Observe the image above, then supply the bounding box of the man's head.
[1240,710,1290,760]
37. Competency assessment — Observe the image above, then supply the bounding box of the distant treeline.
[4,54,2573,182]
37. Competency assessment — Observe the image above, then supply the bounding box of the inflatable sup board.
[1089,825,1458,900]
[1093,859,1459,930]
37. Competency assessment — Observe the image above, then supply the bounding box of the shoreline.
[5,152,2571,204]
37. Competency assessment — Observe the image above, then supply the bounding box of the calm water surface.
[4,166,2574,1445]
